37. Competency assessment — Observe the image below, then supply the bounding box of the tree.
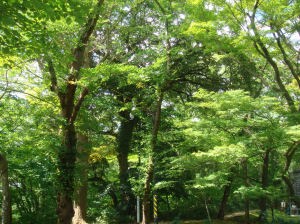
[46,1,103,222]
[175,89,293,220]
[0,154,11,224]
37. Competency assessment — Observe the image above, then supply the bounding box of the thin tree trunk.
[142,157,154,224]
[72,134,89,224]
[282,141,300,205]
[142,93,163,224]
[142,2,170,223]
[0,154,12,224]
[259,148,271,221]
[217,174,233,220]
[204,198,212,224]
[243,160,250,224]
[116,110,137,221]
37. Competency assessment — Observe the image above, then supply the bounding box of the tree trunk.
[217,175,233,220]
[46,2,103,223]
[0,154,12,224]
[142,157,154,224]
[243,160,250,224]
[259,149,271,221]
[116,110,136,221]
[72,134,89,224]
[142,93,163,224]
[282,141,300,205]
[57,123,77,224]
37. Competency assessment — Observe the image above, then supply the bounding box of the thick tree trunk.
[47,2,103,223]
[116,110,136,221]
[0,154,12,224]
[142,93,163,224]
[72,134,89,224]
[259,149,271,221]
[57,123,77,224]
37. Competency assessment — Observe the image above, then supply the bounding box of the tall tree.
[46,1,104,223]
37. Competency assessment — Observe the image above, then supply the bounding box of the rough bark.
[0,154,12,224]
[72,134,89,224]
[47,2,104,223]
[142,93,163,224]
[116,110,136,221]
[57,123,77,224]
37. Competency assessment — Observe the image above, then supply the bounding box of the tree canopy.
[0,0,299,224]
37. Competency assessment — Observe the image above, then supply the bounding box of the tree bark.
[142,93,163,224]
[142,2,170,223]
[259,148,271,221]
[0,154,12,224]
[116,110,137,221]
[282,141,300,205]
[57,123,77,224]
[47,2,103,223]
[243,160,250,224]
[142,158,154,224]
[249,0,296,112]
[217,174,233,220]
[72,134,89,224]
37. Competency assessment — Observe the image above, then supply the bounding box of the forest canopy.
[0,0,299,224]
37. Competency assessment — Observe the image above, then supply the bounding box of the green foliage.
[1,0,299,222]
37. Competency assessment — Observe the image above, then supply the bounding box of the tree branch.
[273,31,300,88]
[63,0,104,120]
[249,1,296,112]
[154,0,166,14]
[1,88,57,106]
[284,140,300,174]
[47,59,58,92]
[70,88,89,123]
[0,69,9,101]
[47,59,66,108]
[72,0,104,74]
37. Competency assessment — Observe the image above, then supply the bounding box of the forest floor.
[158,209,300,223]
